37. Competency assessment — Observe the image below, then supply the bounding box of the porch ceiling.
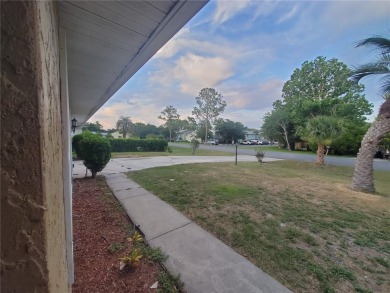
[59,0,207,124]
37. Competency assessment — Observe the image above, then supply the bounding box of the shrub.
[109,138,167,152]
[80,135,111,178]
[72,134,84,158]
[255,148,266,164]
[72,130,98,159]
[191,139,200,155]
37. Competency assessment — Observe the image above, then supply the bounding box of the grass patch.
[128,160,390,293]
[136,244,168,263]
[157,271,185,293]
[111,146,232,158]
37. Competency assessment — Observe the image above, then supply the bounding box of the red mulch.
[72,177,162,293]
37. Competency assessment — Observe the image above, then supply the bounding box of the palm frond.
[351,37,390,96]
[356,36,390,54]
[351,62,390,83]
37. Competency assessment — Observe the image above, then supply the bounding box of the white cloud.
[277,4,299,24]
[212,0,252,25]
[154,27,191,59]
[252,0,279,20]
[150,53,234,96]
[154,28,240,61]
[88,99,164,129]
[174,53,233,95]
[222,78,284,111]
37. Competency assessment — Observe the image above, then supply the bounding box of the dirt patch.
[72,178,162,293]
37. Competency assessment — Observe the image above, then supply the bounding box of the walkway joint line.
[146,221,193,241]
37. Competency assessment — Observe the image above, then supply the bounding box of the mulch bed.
[72,177,162,292]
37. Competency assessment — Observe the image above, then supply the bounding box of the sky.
[89,0,390,130]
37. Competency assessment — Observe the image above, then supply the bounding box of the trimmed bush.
[72,134,84,158]
[109,138,168,152]
[72,130,98,159]
[80,135,111,178]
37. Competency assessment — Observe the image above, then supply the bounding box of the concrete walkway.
[73,156,291,292]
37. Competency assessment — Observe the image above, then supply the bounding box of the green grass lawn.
[111,146,233,158]
[128,161,390,293]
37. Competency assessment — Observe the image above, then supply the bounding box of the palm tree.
[302,115,344,165]
[116,116,133,138]
[351,35,390,193]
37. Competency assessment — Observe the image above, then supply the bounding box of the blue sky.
[90,0,390,129]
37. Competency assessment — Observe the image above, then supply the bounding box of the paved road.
[170,143,390,171]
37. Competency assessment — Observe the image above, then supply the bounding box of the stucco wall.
[1,1,68,292]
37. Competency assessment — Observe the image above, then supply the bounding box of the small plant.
[119,249,143,270]
[191,139,200,155]
[167,146,173,153]
[127,231,143,243]
[108,242,124,253]
[157,271,184,293]
[255,148,266,164]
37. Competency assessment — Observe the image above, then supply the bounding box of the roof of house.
[60,0,208,124]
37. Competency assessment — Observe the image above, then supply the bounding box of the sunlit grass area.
[128,161,390,293]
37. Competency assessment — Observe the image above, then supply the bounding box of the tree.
[192,88,227,143]
[263,56,373,153]
[175,117,197,131]
[116,116,133,138]
[82,121,103,132]
[351,35,390,193]
[282,56,372,127]
[158,106,180,142]
[133,122,160,139]
[195,120,213,142]
[261,106,293,150]
[301,115,344,165]
[215,119,246,144]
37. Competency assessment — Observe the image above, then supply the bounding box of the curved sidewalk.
[102,167,290,292]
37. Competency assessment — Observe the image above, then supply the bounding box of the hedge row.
[109,138,168,152]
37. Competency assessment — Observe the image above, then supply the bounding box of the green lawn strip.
[111,146,233,158]
[128,161,390,293]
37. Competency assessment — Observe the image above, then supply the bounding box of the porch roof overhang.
[59,0,208,124]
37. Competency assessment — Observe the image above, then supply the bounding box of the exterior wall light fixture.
[71,117,78,133]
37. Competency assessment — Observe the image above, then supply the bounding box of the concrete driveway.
[73,155,282,178]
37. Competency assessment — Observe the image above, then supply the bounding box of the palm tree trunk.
[352,116,390,193]
[281,124,291,151]
[316,144,325,165]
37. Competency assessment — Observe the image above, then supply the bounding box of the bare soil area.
[72,177,162,293]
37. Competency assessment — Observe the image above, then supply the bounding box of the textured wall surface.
[1,1,68,292]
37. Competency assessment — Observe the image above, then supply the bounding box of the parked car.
[241,140,251,145]
[261,140,270,145]
[250,139,261,145]
[206,139,219,145]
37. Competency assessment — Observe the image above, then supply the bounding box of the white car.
[206,139,219,145]
[250,139,261,145]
